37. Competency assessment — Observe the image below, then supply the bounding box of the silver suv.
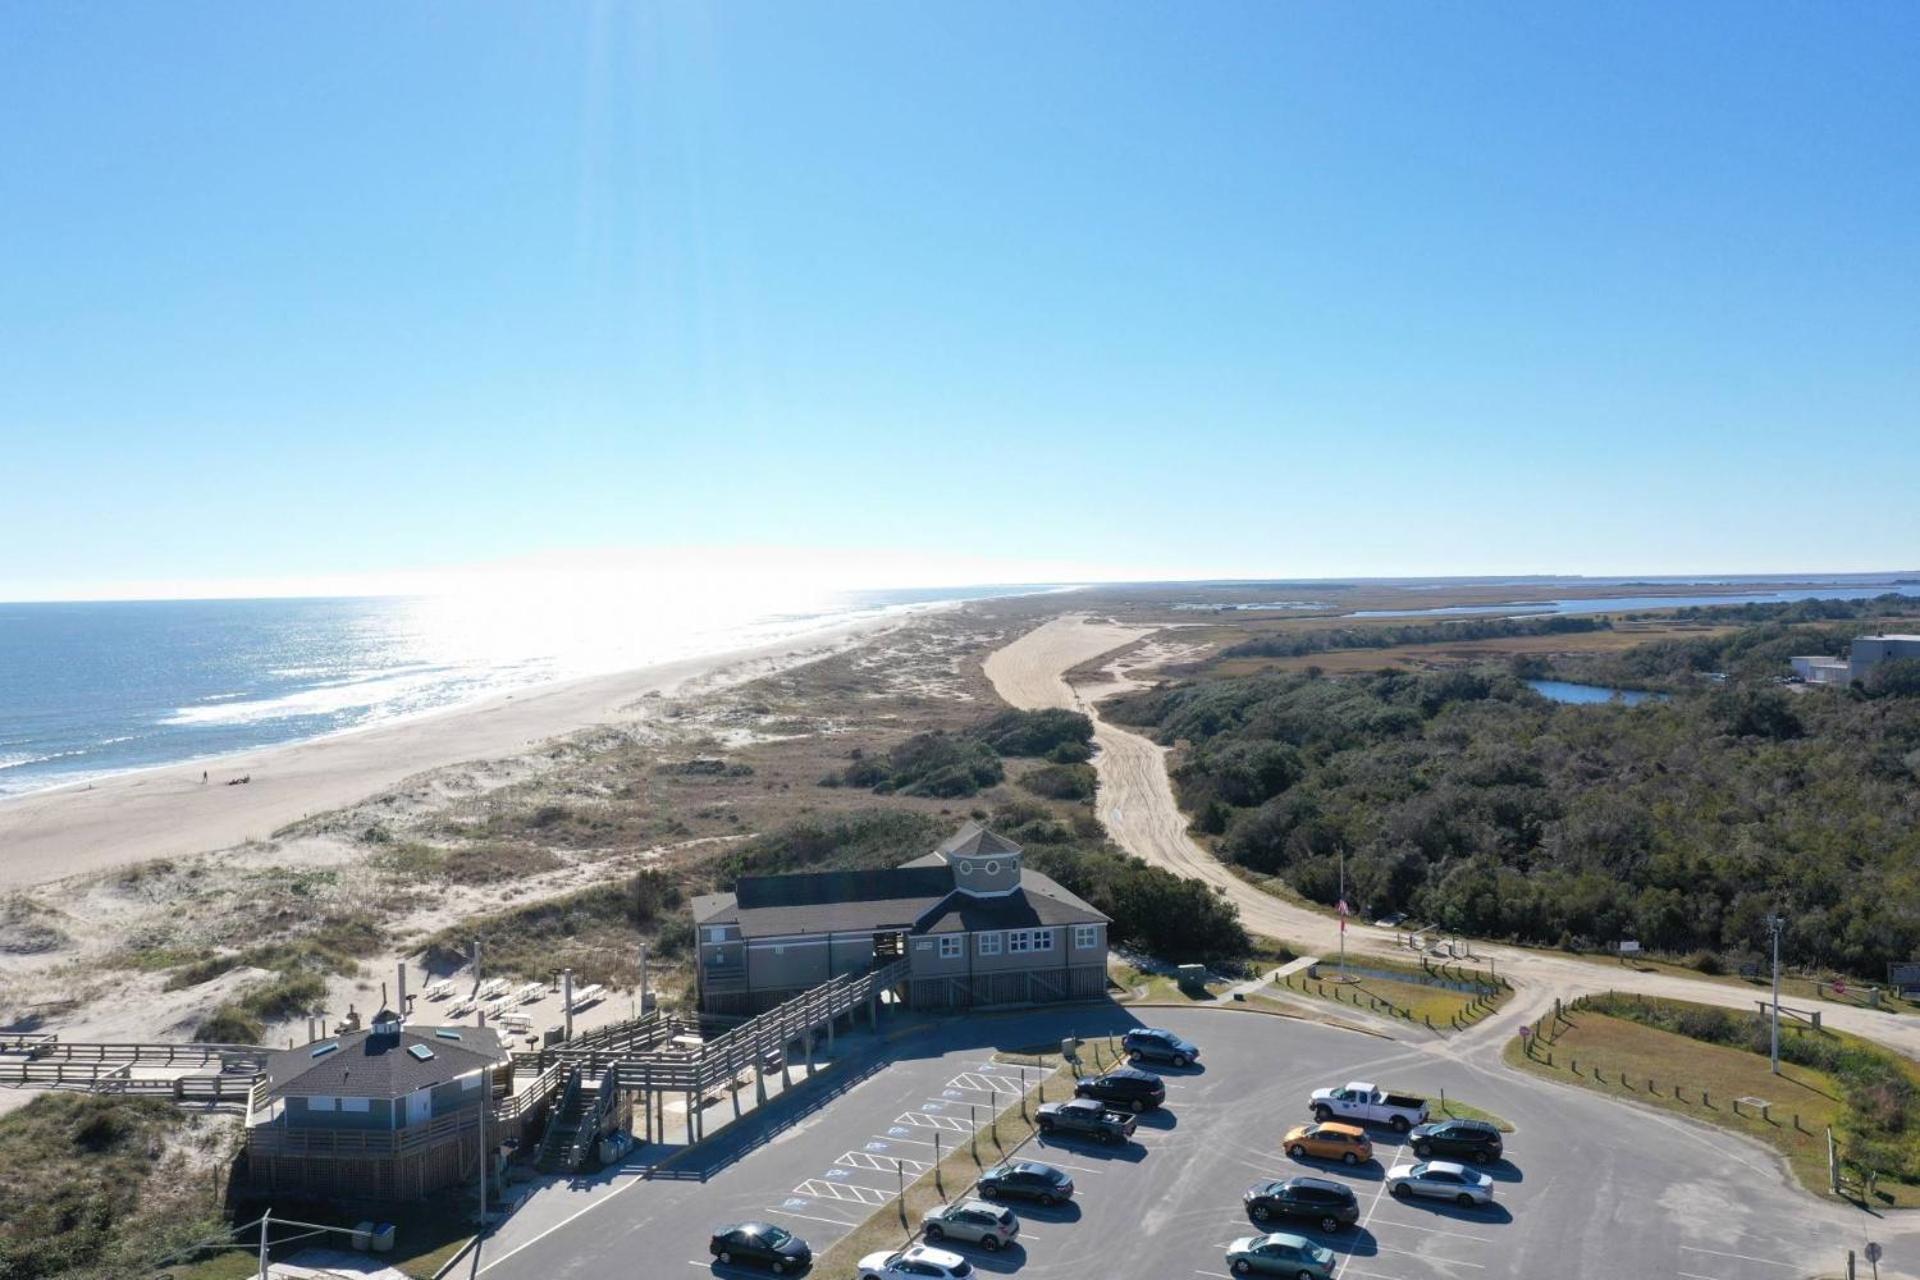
[921,1198,1019,1251]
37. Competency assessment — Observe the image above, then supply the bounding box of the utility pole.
[1338,851,1348,981]
[476,1065,489,1226]
[1769,913,1785,1075]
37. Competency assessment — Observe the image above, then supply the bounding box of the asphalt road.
[466,1003,1884,1280]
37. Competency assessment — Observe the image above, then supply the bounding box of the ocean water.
[1350,584,1920,619]
[0,585,1040,798]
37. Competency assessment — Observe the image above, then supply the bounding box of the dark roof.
[265,1025,506,1100]
[689,824,1097,939]
[936,822,1023,860]
[916,870,1108,934]
[737,866,954,910]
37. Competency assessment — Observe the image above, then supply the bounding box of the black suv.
[1243,1177,1360,1232]
[1074,1066,1167,1112]
[1408,1119,1504,1163]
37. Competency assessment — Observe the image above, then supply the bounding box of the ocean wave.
[160,666,502,728]
[0,747,88,771]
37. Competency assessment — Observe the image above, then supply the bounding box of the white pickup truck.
[1309,1081,1430,1132]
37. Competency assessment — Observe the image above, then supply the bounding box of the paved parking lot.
[472,1004,1880,1280]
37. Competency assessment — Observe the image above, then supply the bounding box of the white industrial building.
[1790,634,1920,686]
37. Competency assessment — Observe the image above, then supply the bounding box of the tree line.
[1105,658,1920,979]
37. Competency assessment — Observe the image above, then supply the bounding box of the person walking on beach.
[201,770,208,784]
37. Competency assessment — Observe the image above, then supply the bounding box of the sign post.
[1865,1241,1882,1280]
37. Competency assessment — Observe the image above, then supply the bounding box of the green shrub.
[1018,763,1096,801]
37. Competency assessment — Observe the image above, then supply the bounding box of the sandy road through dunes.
[985,615,1349,952]
[986,615,1920,1061]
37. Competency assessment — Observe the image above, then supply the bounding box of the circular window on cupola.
[984,860,1000,875]
[956,860,972,876]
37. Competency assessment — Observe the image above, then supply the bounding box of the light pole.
[1768,913,1785,1076]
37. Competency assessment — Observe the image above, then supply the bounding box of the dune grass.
[1277,955,1510,1032]
[1506,997,1920,1207]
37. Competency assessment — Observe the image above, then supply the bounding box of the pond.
[1527,680,1668,706]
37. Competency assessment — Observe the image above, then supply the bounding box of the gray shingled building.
[245,1010,515,1200]
[692,823,1110,1015]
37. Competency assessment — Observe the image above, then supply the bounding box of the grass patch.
[808,1061,1073,1280]
[420,868,689,990]
[1277,955,1510,1032]
[1113,962,1228,1003]
[1549,947,1920,1015]
[1508,995,1920,1206]
[0,1094,231,1279]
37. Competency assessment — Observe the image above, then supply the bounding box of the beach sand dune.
[0,616,905,892]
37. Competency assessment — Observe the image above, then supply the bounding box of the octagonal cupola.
[938,822,1023,897]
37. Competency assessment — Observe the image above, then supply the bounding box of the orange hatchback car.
[1283,1122,1374,1166]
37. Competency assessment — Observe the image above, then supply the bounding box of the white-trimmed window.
[1008,930,1031,954]
[1032,928,1054,952]
[978,931,1003,956]
[1074,925,1101,950]
[705,927,729,943]
[306,1095,338,1112]
[340,1096,371,1112]
[984,860,1000,876]
[939,936,963,959]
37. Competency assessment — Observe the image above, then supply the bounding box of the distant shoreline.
[0,608,939,892]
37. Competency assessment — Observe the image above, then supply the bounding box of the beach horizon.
[0,608,929,892]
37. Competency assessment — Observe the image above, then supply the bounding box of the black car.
[1121,1027,1199,1067]
[977,1159,1075,1206]
[1243,1176,1361,1233]
[1408,1119,1504,1163]
[709,1221,812,1273]
[1074,1066,1167,1112]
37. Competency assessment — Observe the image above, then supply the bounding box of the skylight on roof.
[407,1044,435,1061]
[310,1042,339,1058]
[433,1029,462,1041]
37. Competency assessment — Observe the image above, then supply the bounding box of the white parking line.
[837,1151,931,1174]
[874,1133,940,1147]
[1369,1219,1492,1243]
[1677,1245,1799,1269]
[794,1178,894,1205]
[1370,1242,1485,1269]
[896,1111,974,1132]
[763,1208,861,1230]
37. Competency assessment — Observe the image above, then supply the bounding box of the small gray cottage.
[246,1010,513,1200]
[692,823,1110,1015]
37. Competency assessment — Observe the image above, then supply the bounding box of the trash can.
[370,1224,396,1254]
[351,1221,375,1251]
[1306,963,1321,980]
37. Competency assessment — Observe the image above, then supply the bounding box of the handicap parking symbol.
[923,1102,944,1112]
[783,1198,809,1210]
[827,1169,851,1180]
[943,1089,963,1099]
[866,1141,889,1152]
[888,1126,909,1136]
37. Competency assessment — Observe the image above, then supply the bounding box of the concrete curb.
[1127,997,1398,1041]
[430,1233,482,1280]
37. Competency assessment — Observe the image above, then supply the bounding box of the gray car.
[1386,1159,1496,1207]
[921,1198,1019,1250]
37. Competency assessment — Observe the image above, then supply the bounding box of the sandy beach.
[0,612,916,892]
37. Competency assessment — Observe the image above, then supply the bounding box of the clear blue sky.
[3,3,1916,599]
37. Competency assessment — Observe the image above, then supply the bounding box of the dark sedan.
[709,1221,812,1273]
[1243,1177,1360,1233]
[1409,1118,1504,1163]
[977,1159,1075,1206]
